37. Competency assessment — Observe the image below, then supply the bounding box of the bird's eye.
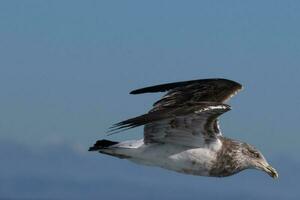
[248,149,260,158]
[253,152,260,158]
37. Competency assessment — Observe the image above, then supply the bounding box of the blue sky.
[0,0,300,199]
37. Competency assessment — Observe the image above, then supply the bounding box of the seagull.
[89,78,278,178]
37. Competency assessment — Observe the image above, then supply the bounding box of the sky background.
[0,0,300,199]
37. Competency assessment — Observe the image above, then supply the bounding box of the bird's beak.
[258,162,278,179]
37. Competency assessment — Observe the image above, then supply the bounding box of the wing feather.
[108,78,242,147]
[109,103,230,147]
[130,78,242,112]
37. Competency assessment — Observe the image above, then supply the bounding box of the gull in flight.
[89,78,278,178]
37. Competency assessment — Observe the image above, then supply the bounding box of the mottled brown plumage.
[210,138,245,177]
[91,78,278,178]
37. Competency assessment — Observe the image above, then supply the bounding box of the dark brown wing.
[108,78,242,146]
[130,78,242,112]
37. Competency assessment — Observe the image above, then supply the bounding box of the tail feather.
[88,139,118,151]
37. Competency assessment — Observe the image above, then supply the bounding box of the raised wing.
[109,78,242,147]
[130,78,242,112]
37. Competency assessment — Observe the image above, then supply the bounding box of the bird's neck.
[209,137,247,177]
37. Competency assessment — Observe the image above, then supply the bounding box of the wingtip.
[217,78,243,89]
[129,90,138,95]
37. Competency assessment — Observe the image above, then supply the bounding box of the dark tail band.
[88,140,118,151]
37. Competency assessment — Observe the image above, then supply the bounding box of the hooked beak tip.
[265,165,279,179]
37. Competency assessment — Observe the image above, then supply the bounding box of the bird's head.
[240,143,278,179]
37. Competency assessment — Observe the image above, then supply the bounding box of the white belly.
[125,143,219,176]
